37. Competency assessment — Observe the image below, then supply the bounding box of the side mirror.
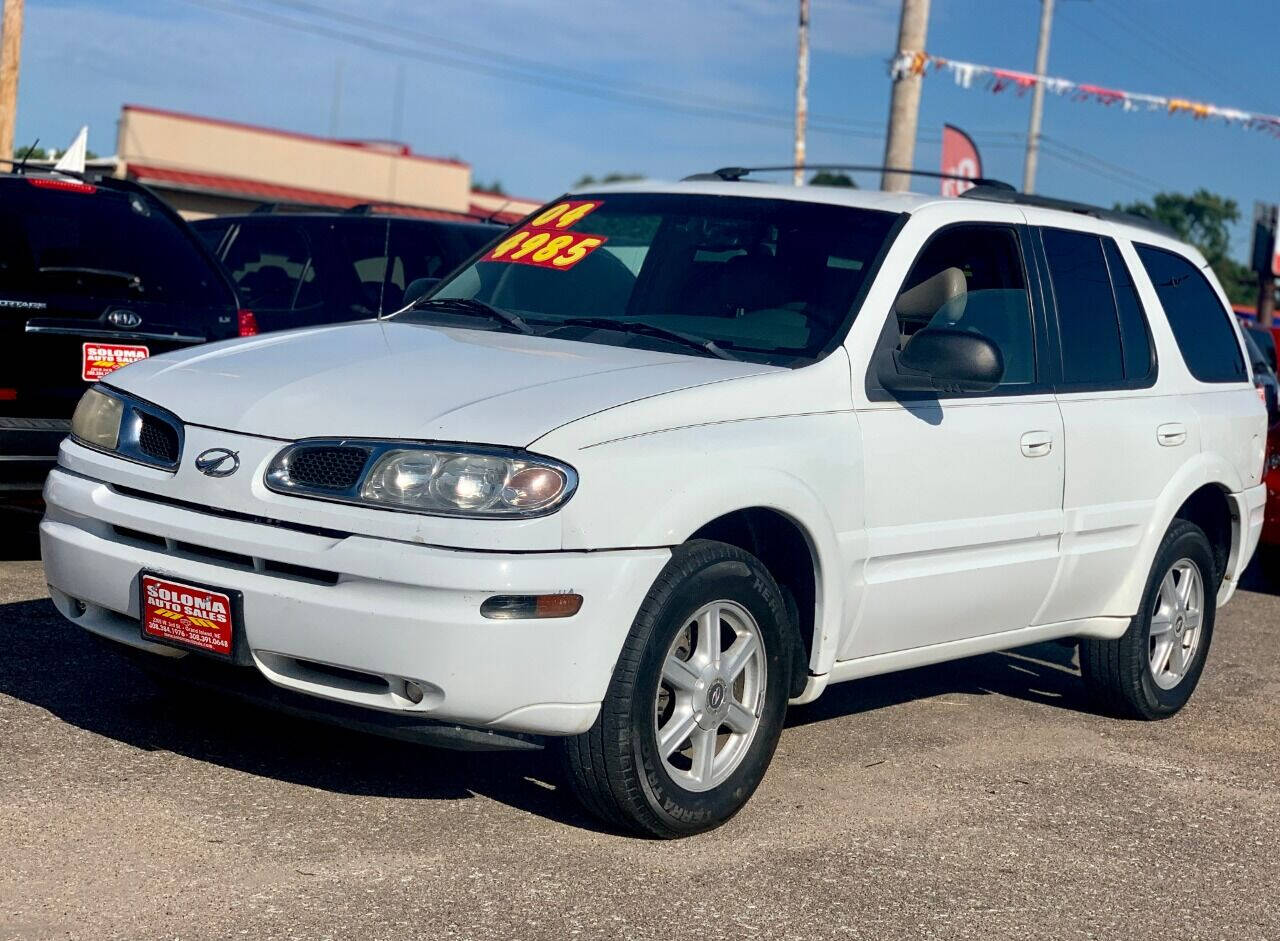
[402,277,442,307]
[878,327,1004,394]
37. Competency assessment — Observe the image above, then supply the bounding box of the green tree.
[473,180,505,194]
[809,170,856,188]
[13,144,47,161]
[1116,190,1253,304]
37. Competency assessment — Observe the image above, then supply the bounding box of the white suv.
[41,176,1266,836]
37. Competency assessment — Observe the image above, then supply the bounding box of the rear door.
[0,178,238,419]
[1031,225,1198,623]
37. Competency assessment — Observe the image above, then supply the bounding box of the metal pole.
[881,0,931,192]
[1022,0,1055,194]
[0,0,24,161]
[793,0,810,186]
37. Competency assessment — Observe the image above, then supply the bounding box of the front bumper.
[41,467,669,736]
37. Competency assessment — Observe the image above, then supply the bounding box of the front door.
[842,221,1065,660]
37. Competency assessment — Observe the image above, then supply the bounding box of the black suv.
[192,209,503,331]
[0,173,241,495]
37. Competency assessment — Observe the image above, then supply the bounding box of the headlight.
[70,386,124,450]
[67,384,184,469]
[266,441,577,517]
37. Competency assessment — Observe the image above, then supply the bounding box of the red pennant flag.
[940,124,982,197]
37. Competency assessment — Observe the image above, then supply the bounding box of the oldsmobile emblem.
[195,448,240,478]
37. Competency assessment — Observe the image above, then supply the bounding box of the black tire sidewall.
[1132,524,1217,716]
[629,554,790,835]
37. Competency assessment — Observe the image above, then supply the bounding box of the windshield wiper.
[552,317,738,361]
[405,297,533,335]
[38,266,143,290]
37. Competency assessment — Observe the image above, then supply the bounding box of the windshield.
[404,193,898,365]
[0,182,229,309]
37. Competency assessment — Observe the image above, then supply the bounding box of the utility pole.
[881,0,931,192]
[1022,0,1055,194]
[793,0,810,186]
[0,0,24,161]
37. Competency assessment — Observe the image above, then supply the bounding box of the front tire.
[1080,519,1217,719]
[562,540,792,837]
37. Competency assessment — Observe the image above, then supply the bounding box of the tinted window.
[334,221,392,314]
[1103,239,1154,381]
[423,194,898,365]
[1135,244,1246,382]
[1042,229,1124,385]
[0,182,231,310]
[382,222,449,311]
[219,221,322,314]
[893,225,1035,386]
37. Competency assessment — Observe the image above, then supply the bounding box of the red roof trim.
[122,104,469,170]
[128,163,483,221]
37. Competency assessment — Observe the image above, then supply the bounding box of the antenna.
[13,137,38,174]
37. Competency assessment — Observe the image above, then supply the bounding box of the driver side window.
[893,225,1036,386]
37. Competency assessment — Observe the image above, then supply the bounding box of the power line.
[1091,0,1257,107]
[256,0,885,132]
[1039,134,1167,192]
[176,0,893,140]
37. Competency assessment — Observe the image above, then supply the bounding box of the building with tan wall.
[108,105,540,223]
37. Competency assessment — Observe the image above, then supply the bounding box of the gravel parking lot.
[2,507,1277,941]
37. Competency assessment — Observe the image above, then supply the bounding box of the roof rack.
[960,185,1177,237]
[682,164,1016,190]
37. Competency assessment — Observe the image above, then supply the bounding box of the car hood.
[104,320,777,445]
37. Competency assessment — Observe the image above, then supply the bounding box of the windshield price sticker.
[82,343,149,381]
[484,227,608,271]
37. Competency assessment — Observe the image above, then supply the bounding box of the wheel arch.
[1123,454,1245,614]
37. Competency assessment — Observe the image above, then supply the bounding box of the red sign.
[141,575,234,657]
[82,343,148,381]
[940,124,982,197]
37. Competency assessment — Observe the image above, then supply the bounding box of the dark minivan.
[0,173,242,494]
[192,209,502,331]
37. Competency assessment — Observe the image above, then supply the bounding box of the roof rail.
[960,185,1178,237]
[682,164,1016,190]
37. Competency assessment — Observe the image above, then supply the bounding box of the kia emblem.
[195,448,240,478]
[107,309,143,329]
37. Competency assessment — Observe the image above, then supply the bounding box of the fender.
[553,412,863,686]
[1113,451,1244,617]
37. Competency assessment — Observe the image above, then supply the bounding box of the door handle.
[1157,422,1187,447]
[1020,430,1053,458]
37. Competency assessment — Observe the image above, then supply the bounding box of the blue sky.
[17,0,1280,258]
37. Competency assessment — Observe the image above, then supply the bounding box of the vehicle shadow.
[0,596,606,833]
[2,592,1103,833]
[787,639,1089,729]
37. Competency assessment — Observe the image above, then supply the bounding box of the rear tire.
[562,540,792,837]
[1080,519,1217,719]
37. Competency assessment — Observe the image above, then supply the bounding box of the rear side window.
[1134,244,1247,383]
[219,222,322,314]
[1042,228,1124,385]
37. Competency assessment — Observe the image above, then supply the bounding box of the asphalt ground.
[2,505,1277,940]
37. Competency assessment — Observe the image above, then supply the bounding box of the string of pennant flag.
[892,52,1280,137]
